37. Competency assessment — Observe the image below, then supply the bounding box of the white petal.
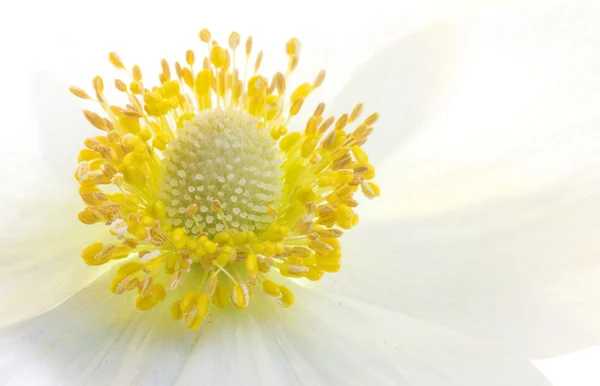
[0,174,111,328]
[325,170,600,359]
[326,23,463,166]
[176,286,550,385]
[0,267,195,385]
[323,0,600,358]
[0,73,107,328]
[32,71,98,172]
[0,272,549,386]
[359,0,600,216]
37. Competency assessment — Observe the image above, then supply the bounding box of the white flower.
[1,0,599,385]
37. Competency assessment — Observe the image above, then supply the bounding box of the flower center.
[72,29,380,330]
[159,109,282,237]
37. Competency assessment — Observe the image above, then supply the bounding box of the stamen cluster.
[72,29,380,330]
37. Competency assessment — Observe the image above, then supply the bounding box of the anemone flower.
[1,0,599,385]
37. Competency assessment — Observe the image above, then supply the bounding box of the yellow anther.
[132,65,142,81]
[213,282,230,309]
[231,282,250,309]
[161,59,171,81]
[172,227,186,242]
[172,227,189,248]
[251,242,265,254]
[163,80,181,97]
[214,232,231,245]
[245,36,253,56]
[171,300,183,320]
[197,293,211,318]
[336,204,354,229]
[110,274,132,295]
[205,272,219,296]
[151,284,166,302]
[262,279,281,298]
[186,50,195,66]
[186,239,198,251]
[83,110,107,131]
[232,231,247,245]
[69,86,91,100]
[195,70,212,94]
[152,133,168,151]
[334,114,349,131]
[361,181,380,199]
[92,76,104,94]
[245,254,258,277]
[187,203,198,216]
[229,31,240,49]
[306,266,324,281]
[82,242,108,265]
[290,83,312,104]
[132,226,146,240]
[247,75,268,97]
[301,135,319,158]
[313,70,326,88]
[318,116,335,134]
[352,145,369,164]
[211,199,222,212]
[265,95,281,120]
[289,55,299,72]
[114,79,127,92]
[199,28,211,43]
[364,112,380,125]
[179,291,202,330]
[79,185,108,205]
[289,97,304,117]
[279,132,302,153]
[118,262,144,276]
[154,201,166,220]
[211,45,226,69]
[78,207,103,224]
[164,253,178,274]
[180,290,198,313]
[363,164,375,180]
[278,285,294,307]
[108,52,124,69]
[349,103,364,123]
[253,51,263,74]
[203,240,217,254]
[285,38,301,56]
[186,311,202,331]
[263,241,276,256]
[216,252,229,267]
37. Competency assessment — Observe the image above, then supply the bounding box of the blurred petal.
[0,267,195,385]
[32,71,97,172]
[362,0,600,216]
[177,285,549,385]
[0,269,549,386]
[2,0,500,101]
[0,185,110,329]
[0,73,107,328]
[326,23,462,166]
[319,1,600,358]
[323,167,600,359]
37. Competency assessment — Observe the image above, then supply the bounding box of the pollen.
[71,29,380,330]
